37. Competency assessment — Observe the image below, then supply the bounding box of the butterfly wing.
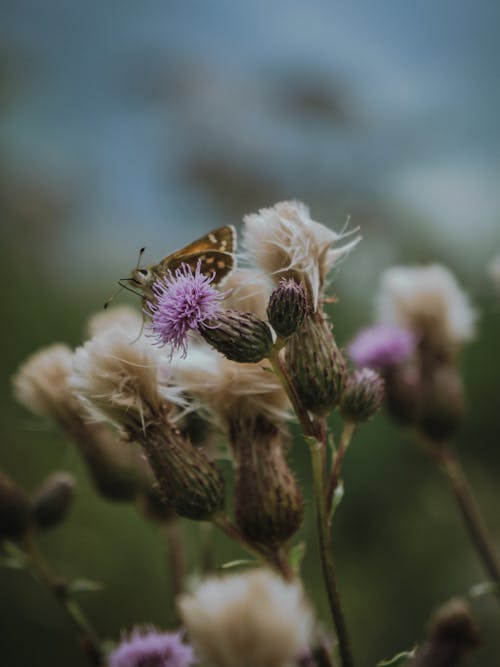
[154,225,236,285]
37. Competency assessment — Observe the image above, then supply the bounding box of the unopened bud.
[419,365,465,442]
[230,417,304,547]
[384,363,422,426]
[0,471,30,540]
[31,472,76,530]
[202,310,273,363]
[267,278,308,339]
[340,368,384,423]
[143,424,225,521]
[286,311,347,416]
[409,598,479,667]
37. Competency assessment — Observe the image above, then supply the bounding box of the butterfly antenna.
[136,247,146,269]
[104,284,124,309]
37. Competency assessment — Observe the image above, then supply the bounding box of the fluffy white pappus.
[243,200,360,311]
[221,269,271,321]
[178,568,314,667]
[71,326,182,432]
[170,344,289,428]
[12,344,83,426]
[86,305,143,338]
[376,264,477,345]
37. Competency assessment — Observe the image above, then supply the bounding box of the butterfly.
[106,225,236,308]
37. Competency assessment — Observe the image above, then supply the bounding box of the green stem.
[435,445,500,591]
[309,437,354,667]
[268,344,353,666]
[23,530,103,666]
[326,422,356,515]
[268,347,317,438]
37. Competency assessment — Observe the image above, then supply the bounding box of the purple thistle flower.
[108,627,195,667]
[146,261,227,357]
[348,324,416,370]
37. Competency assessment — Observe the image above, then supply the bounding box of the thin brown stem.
[326,422,356,514]
[163,520,186,598]
[434,444,500,590]
[23,530,103,666]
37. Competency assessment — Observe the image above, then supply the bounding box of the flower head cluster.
[178,568,314,667]
[108,627,194,667]
[243,200,359,311]
[348,324,415,370]
[146,261,227,357]
[376,264,476,348]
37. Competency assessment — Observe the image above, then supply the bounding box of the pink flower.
[109,627,194,667]
[146,262,227,357]
[348,324,415,370]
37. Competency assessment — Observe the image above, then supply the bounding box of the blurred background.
[1,1,500,665]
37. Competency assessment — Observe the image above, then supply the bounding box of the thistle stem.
[433,444,500,592]
[268,346,353,667]
[163,520,186,599]
[309,437,354,667]
[326,422,356,514]
[23,530,103,666]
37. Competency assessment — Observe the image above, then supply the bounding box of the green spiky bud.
[230,416,304,547]
[202,310,273,363]
[0,471,30,540]
[286,311,347,416]
[31,472,76,530]
[267,278,308,339]
[340,368,384,423]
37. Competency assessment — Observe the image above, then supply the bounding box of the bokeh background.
[1,2,500,665]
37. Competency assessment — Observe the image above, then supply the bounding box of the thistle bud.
[230,416,304,547]
[72,327,225,522]
[418,365,465,442]
[0,471,30,540]
[286,311,347,416]
[340,368,384,423]
[31,472,76,530]
[409,598,479,667]
[145,424,225,521]
[384,363,422,426]
[267,278,308,339]
[201,310,273,363]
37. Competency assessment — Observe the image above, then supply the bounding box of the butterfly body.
[128,225,236,304]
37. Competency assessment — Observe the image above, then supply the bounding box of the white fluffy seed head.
[171,344,289,429]
[71,326,177,432]
[243,200,359,311]
[178,569,314,667]
[376,264,477,347]
[12,344,83,428]
[222,269,271,321]
[86,305,143,338]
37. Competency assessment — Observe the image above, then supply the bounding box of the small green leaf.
[67,578,103,595]
[0,541,27,569]
[377,648,415,666]
[469,581,500,598]
[329,480,344,520]
[289,541,306,574]
[0,555,26,569]
[220,559,256,570]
